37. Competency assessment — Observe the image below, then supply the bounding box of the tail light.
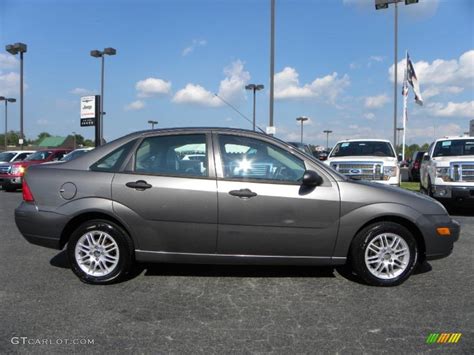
[22,178,35,202]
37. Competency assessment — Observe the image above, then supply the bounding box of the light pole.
[269,0,275,134]
[90,47,117,145]
[296,116,309,144]
[148,120,158,129]
[5,42,27,150]
[375,0,419,147]
[323,130,333,151]
[72,131,77,150]
[0,97,16,150]
[245,84,264,131]
[397,127,404,154]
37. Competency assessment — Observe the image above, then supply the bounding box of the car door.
[214,133,340,257]
[111,132,218,254]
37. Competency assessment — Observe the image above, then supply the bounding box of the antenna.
[213,93,266,134]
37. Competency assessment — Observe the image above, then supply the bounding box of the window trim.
[121,132,216,179]
[213,132,307,185]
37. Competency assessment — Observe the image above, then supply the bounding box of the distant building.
[470,119,474,136]
[38,136,74,149]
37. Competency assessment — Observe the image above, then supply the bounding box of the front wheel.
[67,220,134,285]
[350,222,418,286]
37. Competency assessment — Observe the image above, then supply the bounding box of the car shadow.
[50,250,70,269]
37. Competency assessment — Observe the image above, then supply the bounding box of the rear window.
[330,141,395,158]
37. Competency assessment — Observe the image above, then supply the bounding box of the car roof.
[3,150,35,154]
[334,139,392,144]
[435,136,473,142]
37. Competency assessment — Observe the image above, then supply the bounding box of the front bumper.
[416,214,460,260]
[432,184,474,202]
[15,201,69,250]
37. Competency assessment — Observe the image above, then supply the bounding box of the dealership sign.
[80,95,100,127]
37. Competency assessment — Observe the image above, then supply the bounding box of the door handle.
[126,180,152,191]
[229,189,257,198]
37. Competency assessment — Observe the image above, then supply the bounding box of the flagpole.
[402,50,408,162]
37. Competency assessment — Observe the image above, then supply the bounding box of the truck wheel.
[350,222,418,286]
[67,219,135,285]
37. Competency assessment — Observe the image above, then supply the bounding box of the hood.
[432,156,474,165]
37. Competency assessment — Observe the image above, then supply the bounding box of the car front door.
[111,132,218,254]
[214,133,340,258]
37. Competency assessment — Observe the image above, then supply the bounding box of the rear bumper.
[416,214,460,260]
[15,202,68,250]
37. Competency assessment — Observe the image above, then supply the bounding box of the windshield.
[433,139,474,157]
[330,141,395,158]
[25,151,53,161]
[0,152,15,162]
[61,150,90,162]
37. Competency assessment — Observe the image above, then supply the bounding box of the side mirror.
[423,154,430,161]
[302,170,323,187]
[397,155,402,162]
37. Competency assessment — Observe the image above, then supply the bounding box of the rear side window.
[91,140,136,172]
[134,134,208,177]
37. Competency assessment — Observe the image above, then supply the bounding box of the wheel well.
[352,216,426,260]
[60,212,131,249]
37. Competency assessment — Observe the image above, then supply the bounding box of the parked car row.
[0,147,93,192]
[14,128,460,286]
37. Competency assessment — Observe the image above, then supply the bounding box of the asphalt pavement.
[0,190,472,354]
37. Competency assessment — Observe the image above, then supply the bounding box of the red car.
[0,149,71,191]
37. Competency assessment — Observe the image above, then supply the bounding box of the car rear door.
[214,132,340,258]
[111,132,218,254]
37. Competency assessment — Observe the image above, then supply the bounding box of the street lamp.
[0,97,16,149]
[269,0,276,134]
[148,120,158,129]
[323,130,333,151]
[396,127,404,154]
[90,47,117,145]
[245,84,264,131]
[5,42,27,150]
[375,0,419,147]
[296,116,309,144]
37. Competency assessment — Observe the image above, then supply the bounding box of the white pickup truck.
[325,139,400,186]
[420,136,474,203]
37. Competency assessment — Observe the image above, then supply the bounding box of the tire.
[67,219,134,285]
[350,222,418,286]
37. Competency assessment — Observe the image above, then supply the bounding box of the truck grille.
[331,162,384,181]
[0,165,11,174]
[452,163,474,182]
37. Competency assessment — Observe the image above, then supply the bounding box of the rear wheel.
[350,222,418,286]
[67,219,134,285]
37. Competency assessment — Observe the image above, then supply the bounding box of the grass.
[400,182,420,192]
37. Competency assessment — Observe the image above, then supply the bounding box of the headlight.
[436,167,451,182]
[383,166,397,179]
[11,165,26,176]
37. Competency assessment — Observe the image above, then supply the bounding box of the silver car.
[15,128,460,286]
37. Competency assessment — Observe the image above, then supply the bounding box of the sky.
[0,0,473,147]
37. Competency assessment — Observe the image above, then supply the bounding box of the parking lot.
[0,190,472,353]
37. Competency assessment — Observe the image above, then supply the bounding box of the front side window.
[218,135,305,182]
[134,134,208,177]
[330,141,395,158]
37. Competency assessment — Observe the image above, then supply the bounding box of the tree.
[35,132,51,145]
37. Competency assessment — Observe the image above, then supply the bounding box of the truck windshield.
[25,151,53,161]
[0,152,15,162]
[330,141,395,158]
[433,139,474,157]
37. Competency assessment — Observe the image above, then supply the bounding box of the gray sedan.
[15,128,460,286]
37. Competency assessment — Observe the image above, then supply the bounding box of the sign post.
[80,95,101,147]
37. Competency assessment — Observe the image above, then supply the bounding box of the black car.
[409,151,426,182]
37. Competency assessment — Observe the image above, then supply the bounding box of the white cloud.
[274,67,350,104]
[427,101,474,118]
[70,87,94,95]
[125,100,146,111]
[36,119,50,126]
[364,112,376,121]
[388,50,474,100]
[136,78,172,98]
[0,53,18,69]
[0,71,20,96]
[173,60,250,107]
[364,94,390,109]
[369,56,384,62]
[182,39,207,56]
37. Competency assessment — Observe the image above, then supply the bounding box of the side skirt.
[135,250,346,266]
